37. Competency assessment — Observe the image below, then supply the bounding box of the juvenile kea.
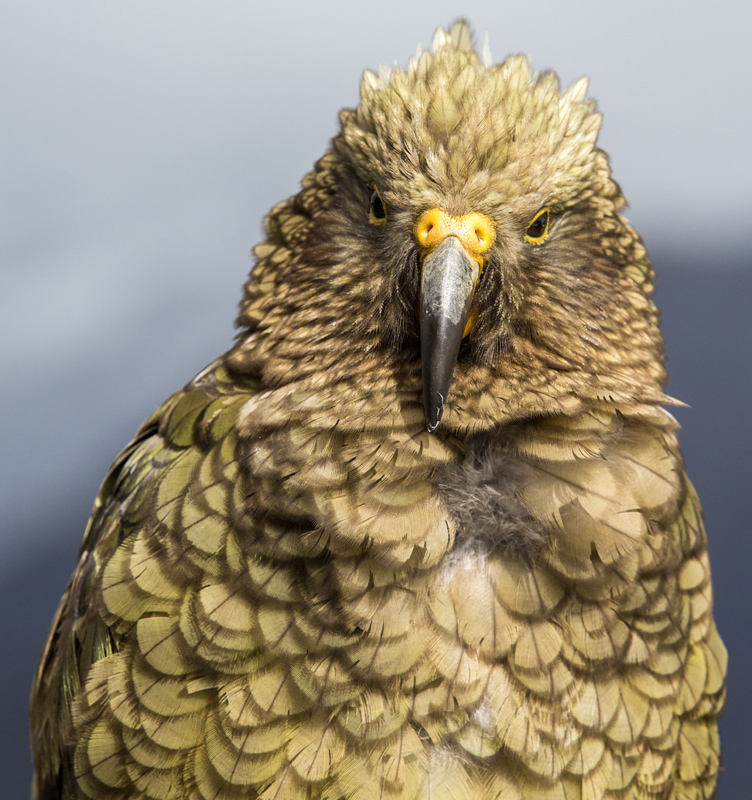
[31,21,727,800]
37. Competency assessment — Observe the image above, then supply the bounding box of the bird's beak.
[415,209,495,433]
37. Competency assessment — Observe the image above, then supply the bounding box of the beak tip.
[424,394,445,434]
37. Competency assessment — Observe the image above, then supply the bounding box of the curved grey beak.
[419,236,480,433]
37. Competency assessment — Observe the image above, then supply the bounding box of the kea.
[31,21,727,800]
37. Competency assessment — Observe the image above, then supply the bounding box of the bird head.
[235,21,668,435]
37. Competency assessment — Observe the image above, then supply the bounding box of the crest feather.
[431,26,451,53]
[428,90,461,137]
[449,20,474,52]
[345,22,613,214]
[564,76,590,104]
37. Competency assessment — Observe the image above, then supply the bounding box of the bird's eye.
[525,208,550,244]
[369,187,387,224]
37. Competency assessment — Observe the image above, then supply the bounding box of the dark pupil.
[370,190,386,219]
[529,212,547,236]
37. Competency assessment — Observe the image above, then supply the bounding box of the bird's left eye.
[369,187,387,224]
[525,208,550,244]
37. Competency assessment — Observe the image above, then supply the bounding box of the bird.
[30,20,727,800]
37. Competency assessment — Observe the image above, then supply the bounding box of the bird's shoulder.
[29,358,261,795]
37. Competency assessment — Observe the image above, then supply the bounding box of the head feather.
[341,23,615,218]
[236,22,666,432]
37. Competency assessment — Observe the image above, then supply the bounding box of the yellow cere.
[414,208,496,261]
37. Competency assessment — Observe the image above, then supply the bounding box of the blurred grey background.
[2,1,750,796]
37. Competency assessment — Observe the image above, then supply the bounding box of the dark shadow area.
[655,252,752,799]
[2,534,80,799]
[2,250,750,798]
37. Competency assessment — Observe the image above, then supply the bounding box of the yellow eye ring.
[525,208,550,244]
[369,186,387,224]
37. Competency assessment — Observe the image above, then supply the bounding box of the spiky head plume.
[341,22,619,218]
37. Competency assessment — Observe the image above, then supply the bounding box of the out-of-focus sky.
[2,2,750,796]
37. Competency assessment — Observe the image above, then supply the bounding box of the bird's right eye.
[369,187,387,224]
[525,208,550,244]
